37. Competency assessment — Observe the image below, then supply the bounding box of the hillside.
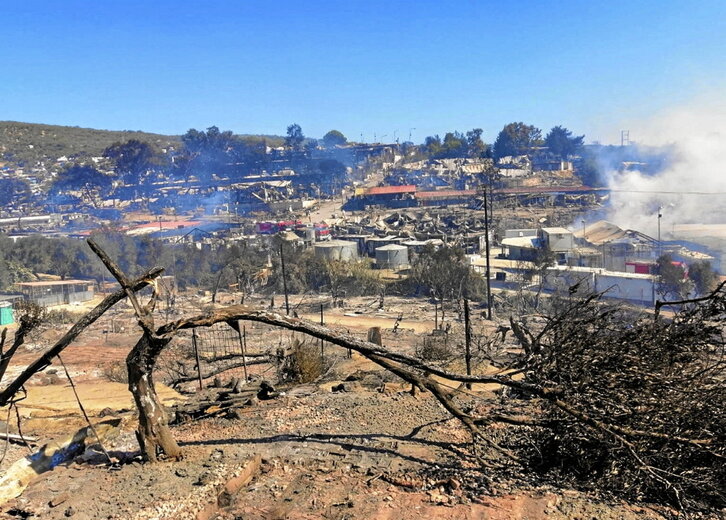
[0,121,180,166]
[0,121,290,169]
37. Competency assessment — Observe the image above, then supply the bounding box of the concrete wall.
[543,267,655,304]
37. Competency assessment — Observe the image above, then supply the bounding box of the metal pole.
[236,322,249,383]
[657,209,662,258]
[192,330,203,390]
[483,187,493,320]
[464,298,472,390]
[279,243,290,315]
[320,304,325,362]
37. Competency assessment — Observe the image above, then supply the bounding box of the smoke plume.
[604,95,726,239]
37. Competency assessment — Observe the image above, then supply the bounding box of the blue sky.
[2,1,724,144]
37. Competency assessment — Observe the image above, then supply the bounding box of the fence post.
[192,329,203,390]
[236,322,249,383]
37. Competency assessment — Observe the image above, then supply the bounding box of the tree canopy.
[544,126,584,159]
[422,129,486,159]
[465,128,488,158]
[104,139,159,185]
[285,124,305,151]
[0,178,32,206]
[688,260,718,295]
[50,164,113,195]
[492,122,542,159]
[322,130,347,147]
[180,126,236,183]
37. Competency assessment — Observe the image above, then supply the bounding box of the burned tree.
[86,240,181,462]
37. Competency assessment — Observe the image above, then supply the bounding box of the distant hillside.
[0,121,180,166]
[0,121,290,168]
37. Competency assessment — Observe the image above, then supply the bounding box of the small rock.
[195,471,214,486]
[175,467,188,478]
[98,407,116,417]
[64,505,76,517]
[50,493,70,507]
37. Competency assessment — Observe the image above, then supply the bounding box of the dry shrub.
[103,362,128,383]
[45,308,84,325]
[280,339,325,383]
[415,333,453,362]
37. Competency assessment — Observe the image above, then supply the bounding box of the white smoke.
[605,95,726,239]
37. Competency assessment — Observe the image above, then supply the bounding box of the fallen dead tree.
[1,240,722,515]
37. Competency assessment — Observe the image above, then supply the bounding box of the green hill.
[0,121,180,166]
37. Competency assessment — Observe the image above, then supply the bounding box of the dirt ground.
[0,294,696,519]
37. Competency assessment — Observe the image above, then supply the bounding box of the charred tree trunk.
[126,333,182,462]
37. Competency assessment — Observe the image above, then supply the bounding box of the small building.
[539,227,574,254]
[0,302,13,325]
[15,280,95,307]
[543,266,655,305]
[502,235,541,262]
[375,244,409,270]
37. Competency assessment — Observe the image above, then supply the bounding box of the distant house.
[502,227,574,264]
[15,280,95,307]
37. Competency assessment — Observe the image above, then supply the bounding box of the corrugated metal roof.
[416,190,476,199]
[16,280,94,287]
[365,185,416,195]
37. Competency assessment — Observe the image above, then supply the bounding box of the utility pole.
[464,298,472,389]
[483,187,493,320]
[279,243,290,315]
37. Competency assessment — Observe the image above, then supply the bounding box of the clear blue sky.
[2,1,724,144]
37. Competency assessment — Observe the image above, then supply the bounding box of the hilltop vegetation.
[0,121,180,166]
[0,121,287,168]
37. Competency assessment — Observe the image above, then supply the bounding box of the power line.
[608,189,726,195]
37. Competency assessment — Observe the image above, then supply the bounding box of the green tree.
[688,260,718,295]
[180,126,235,183]
[285,124,305,151]
[441,132,468,158]
[492,122,542,159]
[104,139,158,185]
[423,135,443,157]
[0,178,32,206]
[575,149,605,187]
[466,128,487,158]
[50,164,113,196]
[656,254,692,300]
[412,245,477,325]
[544,126,584,159]
[322,130,347,148]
